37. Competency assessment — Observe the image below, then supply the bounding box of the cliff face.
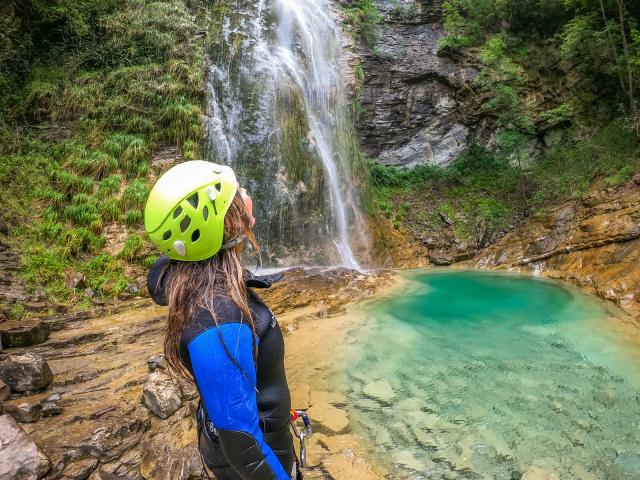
[358,1,477,167]
[472,177,640,318]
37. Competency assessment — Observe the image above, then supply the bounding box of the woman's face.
[239,186,255,229]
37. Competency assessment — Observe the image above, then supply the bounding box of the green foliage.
[97,175,122,198]
[121,180,149,211]
[342,0,382,47]
[22,246,71,299]
[125,209,144,225]
[61,228,105,257]
[1,0,207,306]
[118,235,144,261]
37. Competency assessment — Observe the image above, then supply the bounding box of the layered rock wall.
[358,0,477,167]
[472,177,640,318]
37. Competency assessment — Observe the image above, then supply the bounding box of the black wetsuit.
[148,256,295,479]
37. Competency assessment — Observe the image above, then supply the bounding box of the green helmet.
[144,160,239,261]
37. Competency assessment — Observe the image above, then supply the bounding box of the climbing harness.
[290,409,312,468]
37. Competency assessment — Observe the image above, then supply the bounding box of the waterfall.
[203,0,367,268]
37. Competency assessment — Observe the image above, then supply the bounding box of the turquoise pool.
[340,271,640,479]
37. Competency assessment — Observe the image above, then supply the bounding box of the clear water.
[340,271,640,479]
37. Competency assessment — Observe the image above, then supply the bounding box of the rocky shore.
[0,267,394,480]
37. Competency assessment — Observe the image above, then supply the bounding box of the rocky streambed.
[0,267,394,480]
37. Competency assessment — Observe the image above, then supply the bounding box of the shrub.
[342,0,381,46]
[121,180,149,211]
[125,209,143,225]
[97,174,121,197]
[118,235,143,261]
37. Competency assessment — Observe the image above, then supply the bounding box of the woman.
[144,160,297,479]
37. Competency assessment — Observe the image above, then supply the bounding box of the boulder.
[147,354,167,372]
[64,269,86,289]
[0,414,50,479]
[0,353,53,392]
[142,371,182,419]
[4,402,43,423]
[0,321,50,348]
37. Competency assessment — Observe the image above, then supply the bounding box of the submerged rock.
[521,466,560,480]
[0,352,53,392]
[142,371,182,419]
[4,402,43,423]
[0,414,50,479]
[362,379,397,404]
[607,452,640,480]
[306,403,349,433]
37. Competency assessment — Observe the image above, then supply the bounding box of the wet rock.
[146,354,167,372]
[0,321,50,347]
[0,414,50,479]
[63,457,99,480]
[0,352,53,392]
[0,379,9,402]
[142,371,182,419]
[64,269,86,289]
[362,379,397,404]
[4,402,43,423]
[41,401,63,417]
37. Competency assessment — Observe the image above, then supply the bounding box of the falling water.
[203,0,367,268]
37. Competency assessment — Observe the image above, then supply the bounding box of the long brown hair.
[160,192,259,382]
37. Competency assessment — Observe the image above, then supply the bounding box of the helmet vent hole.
[162,230,172,241]
[187,193,199,209]
[202,206,209,221]
[191,229,200,242]
[215,182,222,192]
[180,215,191,233]
[173,206,182,219]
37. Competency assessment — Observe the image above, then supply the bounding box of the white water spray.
[203,0,364,268]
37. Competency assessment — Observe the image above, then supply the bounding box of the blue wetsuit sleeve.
[188,323,290,480]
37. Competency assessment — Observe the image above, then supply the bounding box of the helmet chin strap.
[220,235,246,250]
